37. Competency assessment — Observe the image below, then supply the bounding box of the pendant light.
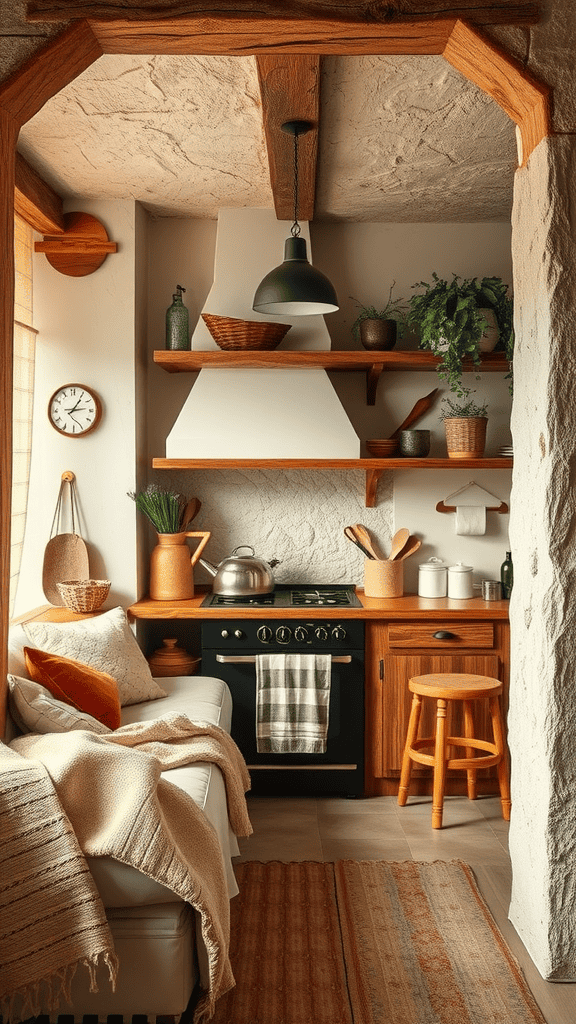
[252,120,339,316]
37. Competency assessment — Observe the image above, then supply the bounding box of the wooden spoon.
[353,523,385,560]
[388,388,439,440]
[388,527,410,561]
[181,496,201,529]
[396,536,422,560]
[344,526,374,560]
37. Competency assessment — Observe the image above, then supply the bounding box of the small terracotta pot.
[359,318,397,351]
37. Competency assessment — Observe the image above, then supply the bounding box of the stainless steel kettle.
[199,545,280,596]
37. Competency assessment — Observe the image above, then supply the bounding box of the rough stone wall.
[0,2,59,81]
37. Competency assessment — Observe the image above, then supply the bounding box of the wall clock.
[48,383,102,437]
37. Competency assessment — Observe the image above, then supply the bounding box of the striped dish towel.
[256,653,332,754]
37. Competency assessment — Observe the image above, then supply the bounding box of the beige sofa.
[4,615,242,1022]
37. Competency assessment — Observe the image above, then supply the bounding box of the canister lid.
[419,557,446,573]
[448,562,473,573]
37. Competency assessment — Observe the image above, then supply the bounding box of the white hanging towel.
[455,505,487,536]
[255,653,332,754]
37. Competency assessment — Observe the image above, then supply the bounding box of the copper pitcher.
[149,530,211,601]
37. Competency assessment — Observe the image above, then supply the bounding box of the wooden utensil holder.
[364,558,404,598]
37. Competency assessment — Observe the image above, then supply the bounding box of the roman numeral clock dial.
[48,384,102,437]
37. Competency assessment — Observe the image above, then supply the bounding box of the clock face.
[48,384,102,437]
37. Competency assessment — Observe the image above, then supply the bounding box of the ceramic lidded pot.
[447,562,474,599]
[418,557,447,597]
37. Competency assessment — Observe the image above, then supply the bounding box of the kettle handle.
[185,531,211,568]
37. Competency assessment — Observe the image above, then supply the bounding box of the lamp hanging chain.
[290,129,301,238]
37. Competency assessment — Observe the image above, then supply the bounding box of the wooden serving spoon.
[387,388,439,440]
[396,536,422,560]
[353,523,385,560]
[388,527,411,560]
[344,526,374,560]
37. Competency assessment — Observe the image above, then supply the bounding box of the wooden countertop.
[127,588,510,621]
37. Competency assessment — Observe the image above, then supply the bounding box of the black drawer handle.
[433,630,456,640]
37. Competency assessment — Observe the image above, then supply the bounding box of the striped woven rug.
[211,859,545,1024]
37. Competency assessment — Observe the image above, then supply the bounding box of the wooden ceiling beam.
[256,56,320,223]
[15,152,64,234]
[26,1,541,27]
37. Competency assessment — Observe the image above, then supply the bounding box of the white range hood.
[166,208,359,459]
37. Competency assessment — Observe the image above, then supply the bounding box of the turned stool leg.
[432,698,448,829]
[398,692,422,807]
[462,699,478,801]
[489,695,512,820]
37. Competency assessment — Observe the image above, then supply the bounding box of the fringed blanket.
[0,744,118,1022]
[7,715,252,1023]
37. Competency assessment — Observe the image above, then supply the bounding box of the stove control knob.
[220,629,230,639]
[331,625,347,642]
[257,625,273,643]
[276,625,292,644]
[294,626,309,643]
[314,626,329,642]
[234,629,244,639]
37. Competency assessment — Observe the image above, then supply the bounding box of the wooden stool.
[397,673,512,829]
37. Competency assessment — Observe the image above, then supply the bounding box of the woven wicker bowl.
[202,313,291,351]
[366,439,398,457]
[56,579,111,613]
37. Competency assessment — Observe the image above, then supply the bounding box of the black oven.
[201,594,365,797]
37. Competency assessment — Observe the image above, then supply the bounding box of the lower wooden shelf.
[152,457,513,507]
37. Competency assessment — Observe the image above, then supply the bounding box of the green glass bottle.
[500,551,513,599]
[166,284,190,350]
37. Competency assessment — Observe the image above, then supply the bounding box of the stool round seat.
[409,673,503,701]
[398,672,511,829]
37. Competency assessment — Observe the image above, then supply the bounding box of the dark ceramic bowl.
[399,429,430,458]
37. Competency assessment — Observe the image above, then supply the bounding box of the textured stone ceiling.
[17,53,517,222]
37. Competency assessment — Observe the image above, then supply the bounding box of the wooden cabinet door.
[377,651,502,777]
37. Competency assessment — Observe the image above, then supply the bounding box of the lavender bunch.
[128,484,187,534]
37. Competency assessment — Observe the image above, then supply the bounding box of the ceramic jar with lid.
[418,557,447,598]
[447,562,474,599]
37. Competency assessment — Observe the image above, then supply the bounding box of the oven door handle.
[215,654,352,664]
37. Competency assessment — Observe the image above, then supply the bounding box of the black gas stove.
[201,583,361,608]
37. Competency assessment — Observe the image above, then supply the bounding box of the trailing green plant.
[438,395,488,420]
[350,281,407,342]
[407,273,514,398]
[128,484,187,534]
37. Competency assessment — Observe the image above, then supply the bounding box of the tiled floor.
[236,793,576,1024]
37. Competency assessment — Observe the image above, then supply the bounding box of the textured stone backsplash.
[152,467,393,586]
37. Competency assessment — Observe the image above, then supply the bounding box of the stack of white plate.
[498,445,514,458]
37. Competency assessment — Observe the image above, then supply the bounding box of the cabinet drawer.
[388,621,494,649]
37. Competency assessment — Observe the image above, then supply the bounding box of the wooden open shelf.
[152,457,513,507]
[154,349,509,405]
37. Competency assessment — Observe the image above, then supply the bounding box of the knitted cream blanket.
[0,743,118,1022]
[10,715,252,1023]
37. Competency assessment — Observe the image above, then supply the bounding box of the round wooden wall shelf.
[35,211,117,277]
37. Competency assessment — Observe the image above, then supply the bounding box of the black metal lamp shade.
[253,235,339,315]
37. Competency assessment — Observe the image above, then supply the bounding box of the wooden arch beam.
[443,19,551,167]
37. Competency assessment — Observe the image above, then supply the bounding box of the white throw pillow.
[23,606,167,707]
[8,675,111,735]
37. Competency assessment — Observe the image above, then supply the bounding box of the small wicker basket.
[202,313,291,351]
[56,579,111,612]
[444,417,487,459]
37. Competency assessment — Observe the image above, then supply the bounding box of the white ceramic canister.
[418,557,447,598]
[447,562,474,599]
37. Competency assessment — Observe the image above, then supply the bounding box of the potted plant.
[407,273,514,395]
[350,281,406,351]
[438,395,489,459]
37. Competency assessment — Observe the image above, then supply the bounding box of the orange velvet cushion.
[23,646,121,730]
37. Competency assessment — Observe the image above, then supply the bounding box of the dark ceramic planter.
[359,318,397,351]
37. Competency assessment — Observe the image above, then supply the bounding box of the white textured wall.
[508,135,576,978]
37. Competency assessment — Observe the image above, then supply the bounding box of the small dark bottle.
[500,551,513,599]
[166,284,190,350]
